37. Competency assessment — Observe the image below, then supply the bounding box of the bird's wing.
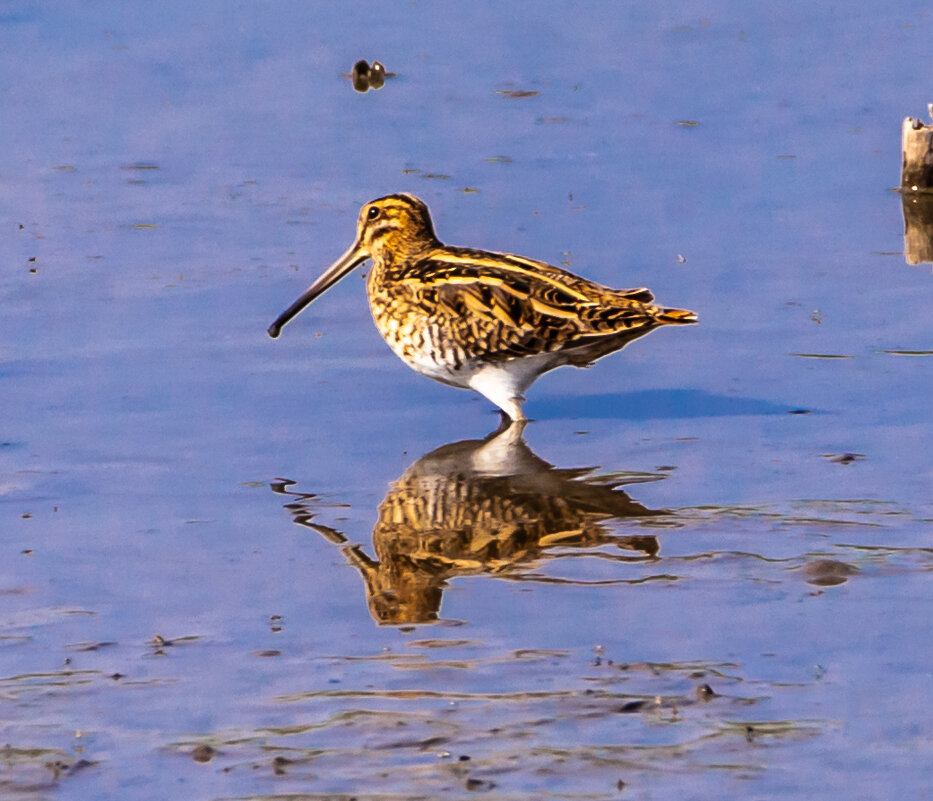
[398,249,668,361]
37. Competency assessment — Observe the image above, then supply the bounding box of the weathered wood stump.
[901,107,933,191]
[901,106,933,264]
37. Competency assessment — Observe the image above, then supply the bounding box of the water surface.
[2,2,932,798]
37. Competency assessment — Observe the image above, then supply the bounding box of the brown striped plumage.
[274,422,663,624]
[269,194,697,421]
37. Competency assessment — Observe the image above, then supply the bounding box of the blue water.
[2,1,932,798]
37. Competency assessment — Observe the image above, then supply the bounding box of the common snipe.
[268,193,696,421]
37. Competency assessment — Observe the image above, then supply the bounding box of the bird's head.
[267,193,438,338]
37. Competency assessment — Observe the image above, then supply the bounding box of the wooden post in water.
[901,105,933,265]
[901,107,933,190]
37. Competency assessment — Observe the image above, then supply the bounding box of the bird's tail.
[657,307,698,324]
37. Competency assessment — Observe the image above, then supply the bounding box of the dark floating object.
[349,59,392,93]
[696,683,716,701]
[191,744,216,763]
[800,558,858,587]
[823,452,865,465]
[617,699,651,713]
[496,89,540,98]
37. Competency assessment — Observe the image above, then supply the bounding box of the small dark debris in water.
[486,155,513,163]
[46,760,68,780]
[616,779,627,791]
[46,758,95,779]
[464,776,496,791]
[617,699,650,713]
[273,755,292,775]
[823,452,865,465]
[19,223,25,230]
[28,256,36,262]
[29,267,37,274]
[20,513,32,519]
[801,558,858,586]
[270,478,298,494]
[792,352,852,359]
[252,649,281,657]
[66,641,116,652]
[458,754,471,761]
[696,683,716,701]
[191,744,216,763]
[369,60,387,86]
[656,465,677,472]
[496,89,539,98]
[349,59,392,92]
[109,672,124,680]
[788,408,812,414]
[67,758,95,776]
[745,725,756,742]
[21,549,34,556]
[675,120,699,126]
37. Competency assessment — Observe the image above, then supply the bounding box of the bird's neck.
[371,236,440,274]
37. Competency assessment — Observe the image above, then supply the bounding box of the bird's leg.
[468,367,528,424]
[500,396,527,424]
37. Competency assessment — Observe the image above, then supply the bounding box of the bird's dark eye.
[367,206,381,221]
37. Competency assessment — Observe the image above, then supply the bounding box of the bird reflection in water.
[271,422,670,625]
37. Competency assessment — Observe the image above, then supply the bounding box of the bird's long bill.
[267,242,369,338]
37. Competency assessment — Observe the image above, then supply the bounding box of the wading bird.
[268,194,696,421]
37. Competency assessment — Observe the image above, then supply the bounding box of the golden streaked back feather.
[371,245,696,365]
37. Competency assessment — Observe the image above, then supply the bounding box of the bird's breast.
[369,290,478,388]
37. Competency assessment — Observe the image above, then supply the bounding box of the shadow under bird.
[268,194,697,421]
